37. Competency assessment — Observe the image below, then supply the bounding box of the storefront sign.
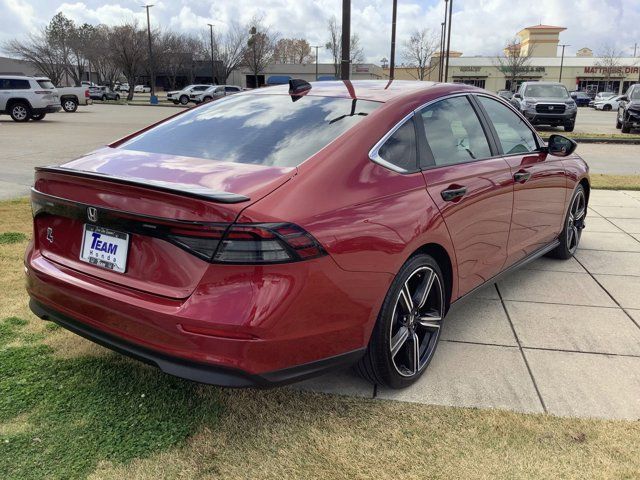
[583,66,640,75]
[459,66,481,72]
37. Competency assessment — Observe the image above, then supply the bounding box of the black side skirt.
[29,299,365,388]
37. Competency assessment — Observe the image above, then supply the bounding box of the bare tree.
[494,37,534,92]
[109,22,147,100]
[596,45,624,91]
[243,18,278,87]
[84,25,121,87]
[274,38,313,64]
[212,22,249,83]
[3,31,66,85]
[325,16,364,77]
[401,28,438,81]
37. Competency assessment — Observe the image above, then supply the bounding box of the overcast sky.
[2,0,639,62]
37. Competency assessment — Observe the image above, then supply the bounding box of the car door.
[474,95,567,266]
[0,79,9,111]
[418,95,514,296]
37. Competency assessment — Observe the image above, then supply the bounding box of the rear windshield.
[524,84,569,99]
[119,94,380,167]
[37,80,55,89]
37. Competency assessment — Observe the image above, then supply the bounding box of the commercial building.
[387,25,640,95]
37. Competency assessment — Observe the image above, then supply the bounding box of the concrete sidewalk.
[296,189,640,420]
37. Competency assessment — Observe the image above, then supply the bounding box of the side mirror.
[546,134,577,157]
[620,96,629,102]
[514,93,522,99]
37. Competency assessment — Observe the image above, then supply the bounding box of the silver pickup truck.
[57,86,92,112]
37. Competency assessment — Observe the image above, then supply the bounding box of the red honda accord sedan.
[26,80,589,389]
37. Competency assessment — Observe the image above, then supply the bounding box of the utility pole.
[438,21,445,81]
[340,0,351,80]
[559,44,570,83]
[311,45,321,80]
[142,4,155,101]
[208,23,216,84]
[634,42,637,57]
[389,0,398,80]
[444,0,453,83]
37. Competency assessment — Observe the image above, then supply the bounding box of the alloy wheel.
[567,189,586,253]
[12,105,28,121]
[389,266,444,377]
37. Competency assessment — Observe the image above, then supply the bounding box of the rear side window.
[419,96,492,166]
[120,94,380,167]
[225,86,239,92]
[477,96,538,155]
[3,79,30,90]
[37,80,55,89]
[376,119,417,172]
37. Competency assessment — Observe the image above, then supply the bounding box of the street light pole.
[142,4,155,100]
[311,45,321,80]
[389,0,398,80]
[340,0,351,80]
[444,0,453,83]
[207,23,216,84]
[559,44,570,83]
[438,21,445,82]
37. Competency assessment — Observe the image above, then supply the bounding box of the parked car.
[26,80,589,389]
[195,85,242,103]
[616,83,640,133]
[89,86,120,101]
[0,75,61,121]
[569,91,591,107]
[81,81,98,88]
[134,85,151,93]
[115,83,129,93]
[166,84,211,105]
[57,86,92,112]
[496,89,513,100]
[511,81,577,131]
[594,95,623,111]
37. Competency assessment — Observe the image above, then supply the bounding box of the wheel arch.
[60,94,78,102]
[411,242,454,311]
[6,97,32,110]
[579,176,590,205]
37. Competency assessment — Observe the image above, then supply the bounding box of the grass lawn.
[538,131,640,140]
[2,198,640,479]
[591,174,640,191]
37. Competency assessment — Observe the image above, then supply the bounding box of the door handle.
[441,186,467,202]
[513,170,532,183]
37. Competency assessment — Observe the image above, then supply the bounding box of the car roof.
[251,80,481,103]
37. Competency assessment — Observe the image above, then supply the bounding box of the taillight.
[85,90,90,97]
[167,223,326,264]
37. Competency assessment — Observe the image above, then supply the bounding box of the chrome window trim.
[368,92,477,174]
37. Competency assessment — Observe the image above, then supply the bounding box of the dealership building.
[391,25,640,95]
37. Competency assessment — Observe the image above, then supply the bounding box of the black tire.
[115,94,120,101]
[30,113,45,121]
[203,96,212,103]
[101,95,107,101]
[603,104,612,111]
[62,98,78,112]
[9,102,30,122]
[356,254,446,389]
[621,119,631,134]
[179,95,189,105]
[548,185,586,260]
[616,116,622,129]
[564,121,575,132]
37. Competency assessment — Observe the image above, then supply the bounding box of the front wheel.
[548,185,586,259]
[179,95,189,105]
[603,104,612,111]
[356,254,446,389]
[115,95,120,101]
[62,98,78,112]
[101,95,107,101]
[621,118,632,133]
[616,115,622,129]
[564,121,575,132]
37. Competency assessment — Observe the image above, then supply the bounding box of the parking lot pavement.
[539,108,618,136]
[296,189,640,420]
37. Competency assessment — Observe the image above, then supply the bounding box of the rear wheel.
[564,121,575,132]
[179,95,189,105]
[30,113,46,121]
[62,98,78,112]
[115,94,120,101]
[548,185,586,259]
[356,254,446,389]
[9,102,30,122]
[603,104,612,111]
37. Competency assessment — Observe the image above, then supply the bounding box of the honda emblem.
[87,207,98,222]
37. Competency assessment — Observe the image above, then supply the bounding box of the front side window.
[375,118,417,172]
[7,79,30,90]
[419,96,492,166]
[477,96,538,155]
[120,94,380,167]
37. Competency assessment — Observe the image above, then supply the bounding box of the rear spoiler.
[35,166,250,204]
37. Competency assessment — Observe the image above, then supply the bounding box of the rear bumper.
[25,244,390,386]
[30,299,364,387]
[33,105,61,114]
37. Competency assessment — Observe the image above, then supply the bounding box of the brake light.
[167,223,326,264]
[85,89,90,97]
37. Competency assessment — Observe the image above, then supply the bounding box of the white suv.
[166,84,211,105]
[0,76,61,122]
